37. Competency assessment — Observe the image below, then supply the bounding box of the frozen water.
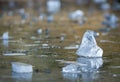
[2,32,9,40]
[19,8,25,15]
[93,0,106,4]
[64,45,79,49]
[47,0,61,14]
[76,30,103,57]
[62,57,103,73]
[100,3,110,11]
[62,57,103,81]
[3,52,26,56]
[69,10,84,21]
[69,10,86,25]
[77,57,103,72]
[37,29,42,34]
[11,62,33,73]
[38,14,45,21]
[47,15,54,22]
[103,14,118,28]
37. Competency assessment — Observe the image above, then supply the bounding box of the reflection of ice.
[62,57,103,82]
[62,73,81,81]
[77,57,103,72]
[2,40,9,47]
[12,72,32,81]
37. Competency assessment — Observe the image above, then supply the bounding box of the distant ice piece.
[100,3,110,11]
[37,29,42,34]
[38,14,45,21]
[64,45,79,50]
[12,62,33,73]
[46,0,61,14]
[69,10,86,25]
[69,10,84,21]
[2,32,9,40]
[47,15,54,22]
[93,0,106,4]
[76,30,103,57]
[3,52,26,56]
[102,14,119,28]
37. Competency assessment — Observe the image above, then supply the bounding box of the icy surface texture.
[12,62,33,73]
[76,30,103,57]
[47,0,61,14]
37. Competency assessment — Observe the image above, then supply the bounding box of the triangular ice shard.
[76,30,103,57]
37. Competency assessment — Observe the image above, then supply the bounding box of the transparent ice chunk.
[11,62,33,73]
[76,30,103,57]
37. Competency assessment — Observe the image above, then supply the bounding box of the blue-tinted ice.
[62,57,103,81]
[76,30,103,57]
[46,0,61,14]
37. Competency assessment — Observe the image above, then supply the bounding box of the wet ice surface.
[0,30,120,82]
[0,22,120,82]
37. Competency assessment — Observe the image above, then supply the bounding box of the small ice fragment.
[62,64,80,73]
[37,29,42,34]
[2,32,9,40]
[46,0,61,14]
[93,0,106,4]
[100,2,110,11]
[3,52,26,56]
[64,45,79,50]
[11,62,33,73]
[69,10,84,21]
